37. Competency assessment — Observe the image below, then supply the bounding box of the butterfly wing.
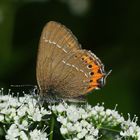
[36,21,106,100]
[53,49,106,98]
[36,21,81,94]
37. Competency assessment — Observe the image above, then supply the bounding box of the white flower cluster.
[0,88,140,140]
[120,115,140,139]
[50,103,99,140]
[0,89,51,140]
[50,103,140,140]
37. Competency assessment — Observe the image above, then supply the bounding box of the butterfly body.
[36,21,107,102]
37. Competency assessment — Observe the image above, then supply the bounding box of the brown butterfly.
[36,21,109,102]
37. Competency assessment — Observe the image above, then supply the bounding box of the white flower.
[120,116,140,139]
[77,132,85,139]
[8,98,20,107]
[57,116,68,125]
[13,116,20,125]
[67,122,75,132]
[85,135,95,140]
[90,127,99,136]
[73,138,79,140]
[80,120,89,127]
[60,126,68,135]
[17,106,28,117]
[106,109,112,116]
[66,105,80,122]
[5,124,19,140]
[90,109,97,116]
[22,120,28,127]
[95,105,104,112]
[27,101,35,116]
[74,122,82,132]
[40,107,51,115]
[0,94,10,102]
[55,103,66,113]
[82,128,88,135]
[9,108,17,118]
[19,131,28,140]
[29,129,48,140]
[26,101,50,121]
[32,111,42,121]
[0,114,4,121]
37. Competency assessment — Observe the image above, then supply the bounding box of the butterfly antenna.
[10,84,37,88]
[10,85,38,93]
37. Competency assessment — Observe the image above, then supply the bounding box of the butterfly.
[36,21,109,102]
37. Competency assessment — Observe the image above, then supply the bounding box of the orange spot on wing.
[81,54,105,94]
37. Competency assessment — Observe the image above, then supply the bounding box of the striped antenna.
[10,85,37,88]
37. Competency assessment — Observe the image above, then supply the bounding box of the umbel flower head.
[0,88,140,140]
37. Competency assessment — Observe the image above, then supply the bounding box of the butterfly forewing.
[41,21,80,52]
[37,21,81,95]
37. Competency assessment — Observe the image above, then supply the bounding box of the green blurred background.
[0,0,139,123]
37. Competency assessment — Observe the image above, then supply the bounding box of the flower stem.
[100,127,120,133]
[49,114,55,140]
